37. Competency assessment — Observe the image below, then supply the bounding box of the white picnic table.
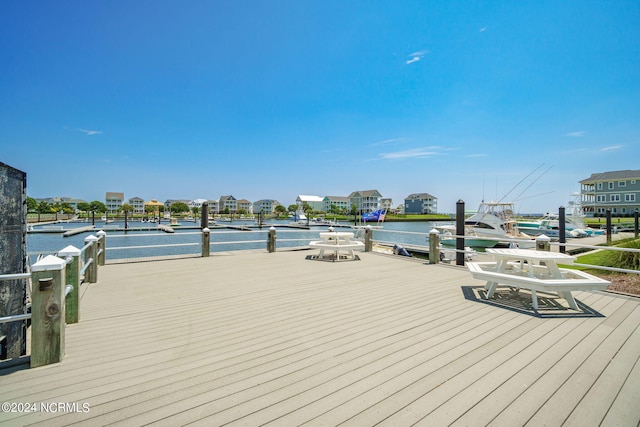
[467,248,610,311]
[309,231,364,261]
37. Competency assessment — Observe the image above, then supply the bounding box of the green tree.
[287,204,298,213]
[171,202,189,214]
[37,201,54,214]
[274,205,287,215]
[89,201,107,214]
[26,197,38,212]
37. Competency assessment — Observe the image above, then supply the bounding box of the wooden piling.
[59,245,81,324]
[30,255,66,368]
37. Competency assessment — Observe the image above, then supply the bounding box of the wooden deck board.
[1,250,638,426]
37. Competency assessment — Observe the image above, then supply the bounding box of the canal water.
[27,220,443,262]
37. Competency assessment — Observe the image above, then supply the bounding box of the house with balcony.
[404,193,438,214]
[580,170,640,216]
[219,195,238,214]
[105,192,124,214]
[323,196,350,214]
[236,199,253,214]
[128,197,145,214]
[253,199,280,214]
[348,190,382,214]
[296,195,324,212]
[206,199,220,214]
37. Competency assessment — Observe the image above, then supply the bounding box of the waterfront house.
[323,196,350,214]
[236,199,253,214]
[206,199,219,214]
[143,199,164,216]
[349,190,383,214]
[404,193,438,214]
[580,169,640,216]
[219,195,238,214]
[381,198,394,213]
[296,195,324,212]
[253,199,281,214]
[105,192,124,214]
[128,197,145,215]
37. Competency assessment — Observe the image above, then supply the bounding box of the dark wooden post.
[201,202,209,229]
[558,206,566,254]
[606,210,612,244]
[58,245,81,324]
[267,227,276,253]
[83,235,98,283]
[30,255,66,368]
[202,228,210,257]
[429,229,440,264]
[456,199,465,266]
[364,226,372,252]
[634,210,638,239]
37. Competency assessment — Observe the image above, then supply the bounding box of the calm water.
[27,220,442,262]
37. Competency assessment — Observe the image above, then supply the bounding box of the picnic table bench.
[309,231,364,261]
[467,248,610,310]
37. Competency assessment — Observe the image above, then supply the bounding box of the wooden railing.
[0,233,105,368]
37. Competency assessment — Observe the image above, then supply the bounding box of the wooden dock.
[1,250,639,426]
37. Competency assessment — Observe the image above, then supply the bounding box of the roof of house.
[580,170,640,183]
[406,192,437,199]
[297,195,324,202]
[348,190,382,198]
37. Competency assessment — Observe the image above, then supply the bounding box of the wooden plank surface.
[0,250,638,426]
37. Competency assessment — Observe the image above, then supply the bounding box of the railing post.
[536,234,551,251]
[267,227,276,253]
[559,206,566,254]
[429,229,440,264]
[606,209,612,244]
[201,227,210,257]
[456,199,465,266]
[30,255,66,368]
[58,245,81,324]
[96,229,107,266]
[635,210,639,239]
[364,226,372,252]
[84,235,99,284]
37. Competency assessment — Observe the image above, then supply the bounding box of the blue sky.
[1,1,639,214]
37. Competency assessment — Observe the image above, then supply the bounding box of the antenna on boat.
[512,165,553,203]
[498,163,549,203]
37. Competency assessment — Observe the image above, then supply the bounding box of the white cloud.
[566,131,586,137]
[76,128,102,135]
[380,147,439,159]
[479,27,487,32]
[465,153,488,158]
[370,137,408,146]
[406,50,429,65]
[600,145,623,151]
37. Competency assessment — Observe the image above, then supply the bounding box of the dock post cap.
[32,255,66,272]
[96,230,107,237]
[269,226,276,230]
[84,235,99,242]
[58,245,81,256]
[202,227,210,233]
[536,234,551,242]
[429,228,440,235]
